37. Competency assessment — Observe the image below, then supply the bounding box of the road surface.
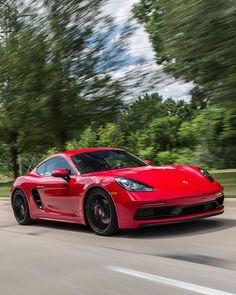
[0,198,236,295]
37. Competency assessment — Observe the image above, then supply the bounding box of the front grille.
[134,196,224,221]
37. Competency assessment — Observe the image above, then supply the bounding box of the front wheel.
[12,190,32,225]
[86,188,119,236]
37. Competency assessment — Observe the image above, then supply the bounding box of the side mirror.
[51,168,70,180]
[144,160,153,166]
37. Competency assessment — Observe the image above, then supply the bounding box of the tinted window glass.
[44,157,73,176]
[71,150,147,174]
[35,157,72,176]
[37,162,47,176]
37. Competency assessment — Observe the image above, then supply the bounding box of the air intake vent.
[31,189,43,210]
[216,195,224,207]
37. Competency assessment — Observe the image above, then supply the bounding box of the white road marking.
[108,266,236,295]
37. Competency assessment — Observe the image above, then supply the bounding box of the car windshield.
[71,150,147,174]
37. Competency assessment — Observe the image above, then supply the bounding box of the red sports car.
[11,148,224,235]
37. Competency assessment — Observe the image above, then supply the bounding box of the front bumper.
[114,191,224,229]
[134,195,224,220]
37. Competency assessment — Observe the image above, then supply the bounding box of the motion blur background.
[0,0,235,196]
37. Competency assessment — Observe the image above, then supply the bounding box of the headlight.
[199,168,214,182]
[115,177,153,192]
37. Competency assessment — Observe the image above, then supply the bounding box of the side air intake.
[31,189,43,210]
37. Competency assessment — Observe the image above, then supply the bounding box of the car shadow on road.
[118,218,236,239]
[32,217,236,239]
[32,220,93,234]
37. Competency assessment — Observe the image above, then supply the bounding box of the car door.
[36,156,83,220]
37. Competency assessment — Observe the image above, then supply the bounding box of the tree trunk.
[11,146,18,179]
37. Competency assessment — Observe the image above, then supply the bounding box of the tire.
[12,190,33,225]
[86,188,119,236]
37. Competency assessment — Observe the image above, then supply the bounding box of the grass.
[211,169,236,198]
[0,178,12,198]
[0,169,235,198]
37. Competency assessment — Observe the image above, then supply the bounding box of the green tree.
[79,127,97,148]
[0,1,49,176]
[148,116,180,151]
[126,130,151,155]
[133,0,236,105]
[125,115,180,163]
[178,106,236,168]
[156,150,177,165]
[0,0,128,176]
[98,123,124,148]
[120,93,165,133]
[40,0,125,149]
[121,93,190,135]
[121,93,192,162]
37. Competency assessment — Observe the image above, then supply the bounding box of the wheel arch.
[11,187,27,205]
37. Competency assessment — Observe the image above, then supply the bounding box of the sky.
[23,0,193,102]
[103,0,194,101]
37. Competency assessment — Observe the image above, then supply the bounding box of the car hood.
[90,165,222,196]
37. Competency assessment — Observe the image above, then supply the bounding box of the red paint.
[11,148,224,230]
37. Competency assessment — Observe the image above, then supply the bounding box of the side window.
[36,162,47,176]
[44,157,73,176]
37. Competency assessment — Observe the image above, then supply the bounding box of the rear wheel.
[86,188,119,236]
[12,190,32,225]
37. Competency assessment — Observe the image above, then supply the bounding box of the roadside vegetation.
[0,1,235,186]
[0,177,12,198]
[212,170,236,198]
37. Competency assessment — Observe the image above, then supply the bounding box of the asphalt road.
[0,198,236,295]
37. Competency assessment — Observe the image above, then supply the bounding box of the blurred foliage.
[98,123,125,148]
[133,0,236,106]
[73,96,235,169]
[67,127,97,150]
[1,91,236,176]
[122,95,236,168]
[0,0,235,177]
[0,0,129,176]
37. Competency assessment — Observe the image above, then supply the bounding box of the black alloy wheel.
[12,190,32,225]
[86,188,119,236]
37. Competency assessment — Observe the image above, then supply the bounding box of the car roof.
[60,147,121,157]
